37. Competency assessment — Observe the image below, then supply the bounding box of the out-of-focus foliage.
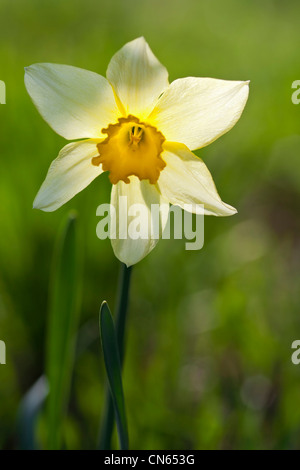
[1,0,300,450]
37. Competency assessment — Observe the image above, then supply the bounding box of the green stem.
[98,263,132,449]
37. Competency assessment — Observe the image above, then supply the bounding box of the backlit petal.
[149,78,249,150]
[110,177,169,266]
[25,63,120,139]
[106,37,169,119]
[33,140,103,212]
[158,143,237,216]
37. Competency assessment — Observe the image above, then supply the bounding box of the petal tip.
[134,35,146,43]
[24,66,31,79]
[32,196,39,209]
[24,64,36,75]
[225,205,238,216]
[33,195,51,212]
[125,260,134,268]
[32,199,41,210]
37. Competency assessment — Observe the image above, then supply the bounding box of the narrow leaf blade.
[46,212,82,449]
[99,301,129,450]
[16,376,49,450]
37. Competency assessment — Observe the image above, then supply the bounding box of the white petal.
[33,140,103,212]
[110,177,169,266]
[158,143,237,216]
[25,63,120,140]
[149,77,249,151]
[106,37,169,119]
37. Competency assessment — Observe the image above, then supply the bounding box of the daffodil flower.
[25,37,249,266]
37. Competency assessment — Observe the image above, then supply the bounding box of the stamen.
[129,125,144,148]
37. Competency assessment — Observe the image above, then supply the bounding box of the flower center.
[92,115,166,184]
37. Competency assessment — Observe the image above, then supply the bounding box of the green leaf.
[46,212,82,450]
[99,301,129,450]
[16,376,49,450]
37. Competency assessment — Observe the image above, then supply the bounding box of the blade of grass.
[46,212,82,450]
[99,301,129,450]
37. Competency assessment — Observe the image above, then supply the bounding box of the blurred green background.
[1,0,300,450]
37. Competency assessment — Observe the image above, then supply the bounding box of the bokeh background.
[1,0,300,450]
